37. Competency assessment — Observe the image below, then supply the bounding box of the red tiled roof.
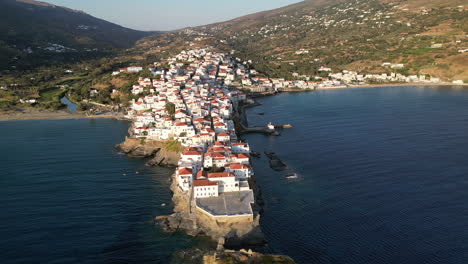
[228,163,250,170]
[237,153,250,159]
[183,151,201,156]
[205,152,225,158]
[208,172,235,178]
[193,179,218,187]
[178,168,192,175]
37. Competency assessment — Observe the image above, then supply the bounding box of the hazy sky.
[41,0,302,31]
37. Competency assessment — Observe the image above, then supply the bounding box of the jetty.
[240,122,292,136]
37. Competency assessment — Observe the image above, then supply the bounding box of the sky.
[41,0,303,31]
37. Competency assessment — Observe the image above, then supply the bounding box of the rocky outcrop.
[115,137,180,167]
[171,247,296,264]
[146,146,181,167]
[265,152,288,171]
[157,173,266,248]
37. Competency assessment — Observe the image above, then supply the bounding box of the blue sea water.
[2,86,468,264]
[60,97,77,113]
[0,119,207,264]
[244,86,468,264]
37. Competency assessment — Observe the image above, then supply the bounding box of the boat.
[285,173,298,179]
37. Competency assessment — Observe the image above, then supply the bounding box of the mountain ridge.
[172,0,467,82]
[0,0,153,71]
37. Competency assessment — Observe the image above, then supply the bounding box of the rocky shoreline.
[116,135,266,246]
[116,94,295,262]
[115,137,180,167]
[155,170,266,248]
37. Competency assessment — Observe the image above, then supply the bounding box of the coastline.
[316,82,468,90]
[0,109,125,121]
[3,83,465,122]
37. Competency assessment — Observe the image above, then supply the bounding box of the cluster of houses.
[112,66,144,76]
[329,70,443,85]
[125,48,255,217]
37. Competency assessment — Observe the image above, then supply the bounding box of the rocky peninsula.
[115,48,295,263]
[116,137,180,167]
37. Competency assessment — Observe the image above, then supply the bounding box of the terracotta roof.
[193,179,218,187]
[196,170,207,179]
[183,151,201,156]
[228,163,250,170]
[205,152,225,158]
[178,168,193,175]
[208,172,235,178]
[237,153,250,159]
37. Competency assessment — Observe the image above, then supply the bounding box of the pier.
[240,122,292,135]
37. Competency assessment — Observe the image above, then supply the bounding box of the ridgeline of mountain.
[0,0,152,71]
[170,0,467,81]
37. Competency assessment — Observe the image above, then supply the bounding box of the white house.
[176,167,193,192]
[207,172,239,193]
[225,163,252,180]
[193,179,219,198]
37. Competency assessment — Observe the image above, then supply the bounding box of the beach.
[0,108,121,121]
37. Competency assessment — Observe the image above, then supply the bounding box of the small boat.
[122,173,127,176]
[135,171,140,174]
[161,203,166,207]
[285,173,298,179]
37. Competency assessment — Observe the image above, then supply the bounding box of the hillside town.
[121,45,462,222]
[125,48,255,220]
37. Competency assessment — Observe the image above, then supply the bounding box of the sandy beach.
[0,109,121,121]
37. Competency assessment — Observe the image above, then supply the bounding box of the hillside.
[0,0,152,71]
[181,0,467,81]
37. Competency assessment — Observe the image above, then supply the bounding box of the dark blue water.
[61,97,77,113]
[0,119,206,264]
[244,86,468,264]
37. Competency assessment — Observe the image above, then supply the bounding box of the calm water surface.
[245,86,468,264]
[2,86,468,264]
[0,119,206,264]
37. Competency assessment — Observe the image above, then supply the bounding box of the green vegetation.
[164,138,183,152]
[0,0,151,71]
[406,48,432,56]
[208,166,225,173]
[165,102,175,117]
[187,0,467,81]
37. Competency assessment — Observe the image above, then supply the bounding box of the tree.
[208,165,225,173]
[165,102,175,117]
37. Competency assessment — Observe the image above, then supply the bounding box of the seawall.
[156,172,265,248]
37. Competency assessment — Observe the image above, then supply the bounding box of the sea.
[0,119,210,264]
[1,86,468,263]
